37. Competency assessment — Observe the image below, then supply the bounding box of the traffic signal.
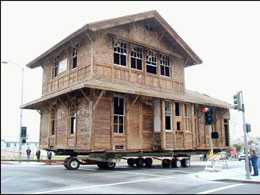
[21,126,27,137]
[22,138,26,144]
[202,106,214,125]
[246,123,251,133]
[233,92,242,111]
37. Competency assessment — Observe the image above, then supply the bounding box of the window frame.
[53,56,59,78]
[165,101,173,131]
[70,108,77,135]
[130,45,143,71]
[113,39,128,67]
[113,96,125,134]
[160,54,171,77]
[71,45,78,70]
[51,108,56,136]
[175,102,181,116]
[146,50,157,75]
[184,104,192,131]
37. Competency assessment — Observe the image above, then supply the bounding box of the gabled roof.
[26,10,202,69]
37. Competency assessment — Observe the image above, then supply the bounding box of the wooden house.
[21,10,232,157]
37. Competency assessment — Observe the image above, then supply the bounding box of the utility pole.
[233,91,250,179]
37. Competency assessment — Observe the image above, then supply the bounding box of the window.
[165,101,172,131]
[51,109,56,135]
[113,97,124,134]
[131,45,143,70]
[175,103,181,116]
[160,54,170,77]
[184,104,191,131]
[146,50,157,74]
[177,122,181,131]
[224,119,230,147]
[53,56,59,78]
[71,46,77,69]
[70,109,77,134]
[114,40,127,66]
[14,143,16,147]
[6,143,10,147]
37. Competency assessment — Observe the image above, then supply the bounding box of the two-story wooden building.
[21,11,232,166]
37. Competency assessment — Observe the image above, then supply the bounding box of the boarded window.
[165,101,172,130]
[53,57,59,78]
[146,50,157,74]
[175,102,181,116]
[160,54,170,77]
[71,46,78,69]
[184,104,191,131]
[51,109,56,135]
[70,109,77,134]
[131,45,143,70]
[114,40,127,66]
[114,97,124,134]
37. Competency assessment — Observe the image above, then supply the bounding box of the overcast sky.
[1,1,260,141]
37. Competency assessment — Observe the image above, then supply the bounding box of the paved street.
[1,160,260,194]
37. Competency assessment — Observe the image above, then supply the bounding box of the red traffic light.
[202,107,209,113]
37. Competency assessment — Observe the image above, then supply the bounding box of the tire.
[144,158,153,167]
[67,158,80,170]
[64,157,73,170]
[104,162,116,169]
[127,158,135,167]
[171,159,181,168]
[135,158,144,167]
[97,162,105,169]
[181,159,190,167]
[162,159,170,168]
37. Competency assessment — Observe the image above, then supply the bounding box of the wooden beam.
[66,93,76,107]
[126,95,139,114]
[184,57,190,66]
[159,31,166,42]
[93,90,105,111]
[57,97,67,108]
[80,88,90,103]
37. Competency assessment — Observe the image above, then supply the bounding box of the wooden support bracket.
[126,95,139,114]
[80,88,90,103]
[57,97,68,108]
[93,90,105,111]
[66,93,76,108]
[184,57,190,66]
[159,31,166,42]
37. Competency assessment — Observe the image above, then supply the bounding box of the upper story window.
[160,54,170,77]
[53,56,59,78]
[131,45,143,70]
[114,40,127,66]
[146,50,157,74]
[71,46,78,69]
[175,102,181,116]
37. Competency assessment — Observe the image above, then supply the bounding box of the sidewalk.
[197,167,260,184]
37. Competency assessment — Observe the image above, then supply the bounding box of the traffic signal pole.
[241,93,250,179]
[234,91,250,179]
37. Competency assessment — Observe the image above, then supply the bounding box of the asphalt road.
[1,161,260,194]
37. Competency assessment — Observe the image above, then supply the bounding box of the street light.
[1,60,24,162]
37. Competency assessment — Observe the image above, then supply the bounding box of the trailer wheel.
[171,159,181,168]
[144,158,153,167]
[162,159,170,168]
[64,157,73,170]
[104,162,116,169]
[127,158,135,167]
[67,158,80,170]
[181,159,190,167]
[97,162,105,169]
[135,158,144,167]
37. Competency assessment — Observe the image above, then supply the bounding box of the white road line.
[29,176,172,194]
[196,184,244,194]
[118,171,170,178]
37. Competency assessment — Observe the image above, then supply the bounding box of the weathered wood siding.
[42,36,92,96]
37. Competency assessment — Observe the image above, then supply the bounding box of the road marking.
[29,176,173,194]
[117,171,170,178]
[196,184,244,194]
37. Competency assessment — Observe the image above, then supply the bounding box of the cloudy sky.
[1,1,260,141]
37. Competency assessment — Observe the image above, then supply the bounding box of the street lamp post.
[2,61,24,162]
